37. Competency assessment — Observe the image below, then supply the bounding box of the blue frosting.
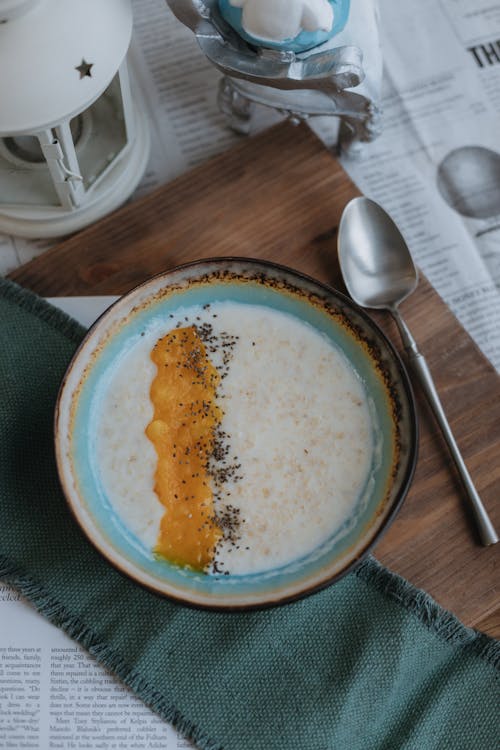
[218,0,350,53]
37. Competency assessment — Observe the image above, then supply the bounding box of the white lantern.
[0,0,150,238]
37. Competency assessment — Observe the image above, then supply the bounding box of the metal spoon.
[338,196,498,546]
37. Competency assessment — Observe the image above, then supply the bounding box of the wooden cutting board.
[9,122,499,636]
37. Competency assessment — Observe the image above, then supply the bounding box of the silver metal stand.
[166,0,382,153]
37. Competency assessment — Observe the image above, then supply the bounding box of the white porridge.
[95,301,375,575]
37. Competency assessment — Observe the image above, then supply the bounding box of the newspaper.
[336,0,500,372]
[0,583,189,749]
[1,0,500,747]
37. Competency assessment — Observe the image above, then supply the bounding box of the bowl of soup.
[55,258,417,608]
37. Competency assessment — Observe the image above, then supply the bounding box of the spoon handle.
[391,310,498,546]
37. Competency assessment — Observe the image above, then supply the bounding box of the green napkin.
[1,278,498,750]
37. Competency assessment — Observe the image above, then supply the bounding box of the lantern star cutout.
[75,59,93,79]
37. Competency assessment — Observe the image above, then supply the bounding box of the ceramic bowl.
[55,258,417,609]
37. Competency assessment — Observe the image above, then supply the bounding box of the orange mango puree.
[146,326,222,570]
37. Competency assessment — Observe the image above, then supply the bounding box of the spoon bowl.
[338,197,418,310]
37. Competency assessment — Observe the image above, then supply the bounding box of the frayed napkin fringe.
[0,555,224,750]
[2,553,498,682]
[0,278,85,345]
[356,557,499,667]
